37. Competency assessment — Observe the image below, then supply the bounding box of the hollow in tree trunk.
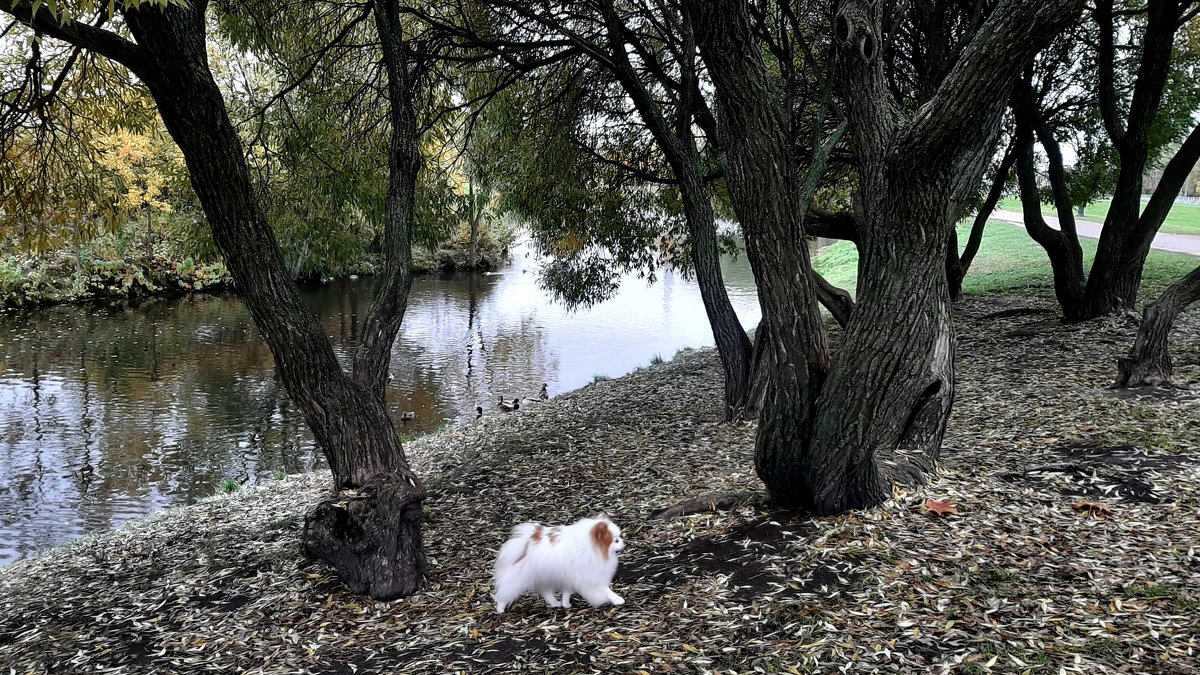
[1114,264,1200,388]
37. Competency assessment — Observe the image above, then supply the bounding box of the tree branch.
[1092,0,1126,146]
[3,1,145,77]
[813,270,855,326]
[960,141,1014,273]
[900,0,1083,163]
[1136,119,1200,240]
[805,207,861,242]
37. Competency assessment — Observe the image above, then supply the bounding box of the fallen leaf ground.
[1,296,1198,674]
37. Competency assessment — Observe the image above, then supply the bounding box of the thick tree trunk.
[811,0,1078,513]
[1083,120,1200,320]
[809,223,955,510]
[690,0,1078,514]
[687,0,833,508]
[1114,264,1200,388]
[119,1,425,599]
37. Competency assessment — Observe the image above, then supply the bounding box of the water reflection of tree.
[0,294,317,562]
[0,270,569,562]
[301,274,558,432]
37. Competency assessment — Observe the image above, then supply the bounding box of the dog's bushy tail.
[494,522,539,571]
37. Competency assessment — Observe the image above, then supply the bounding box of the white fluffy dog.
[492,516,626,614]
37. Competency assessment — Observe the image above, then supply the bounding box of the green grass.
[813,221,1199,300]
[997,197,1200,236]
[219,477,240,494]
[1122,582,1199,611]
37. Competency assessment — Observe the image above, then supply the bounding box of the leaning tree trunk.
[598,4,756,421]
[1114,263,1200,388]
[119,1,425,599]
[1010,94,1088,318]
[679,166,758,420]
[305,0,426,598]
[689,0,1080,514]
[947,143,1013,301]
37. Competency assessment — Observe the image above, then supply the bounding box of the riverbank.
[0,228,513,310]
[2,295,1199,673]
[0,250,234,309]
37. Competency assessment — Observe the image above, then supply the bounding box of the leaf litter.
[1,296,1198,673]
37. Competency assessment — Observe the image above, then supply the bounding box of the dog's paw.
[610,594,625,606]
[559,598,571,608]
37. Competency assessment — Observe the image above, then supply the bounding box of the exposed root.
[650,491,761,520]
[980,307,1057,320]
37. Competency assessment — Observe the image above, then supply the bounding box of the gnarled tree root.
[1112,264,1200,390]
[650,491,761,520]
[302,474,426,601]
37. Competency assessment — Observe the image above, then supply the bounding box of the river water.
[0,241,760,564]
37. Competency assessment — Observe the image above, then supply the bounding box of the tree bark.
[599,2,757,421]
[689,0,1079,514]
[110,1,425,599]
[1083,118,1200,319]
[1011,87,1088,317]
[1114,263,1200,388]
[815,0,1079,512]
[813,271,856,326]
[688,0,834,510]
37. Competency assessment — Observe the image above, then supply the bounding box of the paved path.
[991,209,1200,256]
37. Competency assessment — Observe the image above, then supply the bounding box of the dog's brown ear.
[591,521,614,560]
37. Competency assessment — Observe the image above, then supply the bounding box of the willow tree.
[4,0,427,599]
[1011,1,1200,322]
[684,0,1081,513]
[413,1,764,419]
[412,0,859,420]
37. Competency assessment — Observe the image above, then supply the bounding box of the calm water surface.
[0,241,759,564]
